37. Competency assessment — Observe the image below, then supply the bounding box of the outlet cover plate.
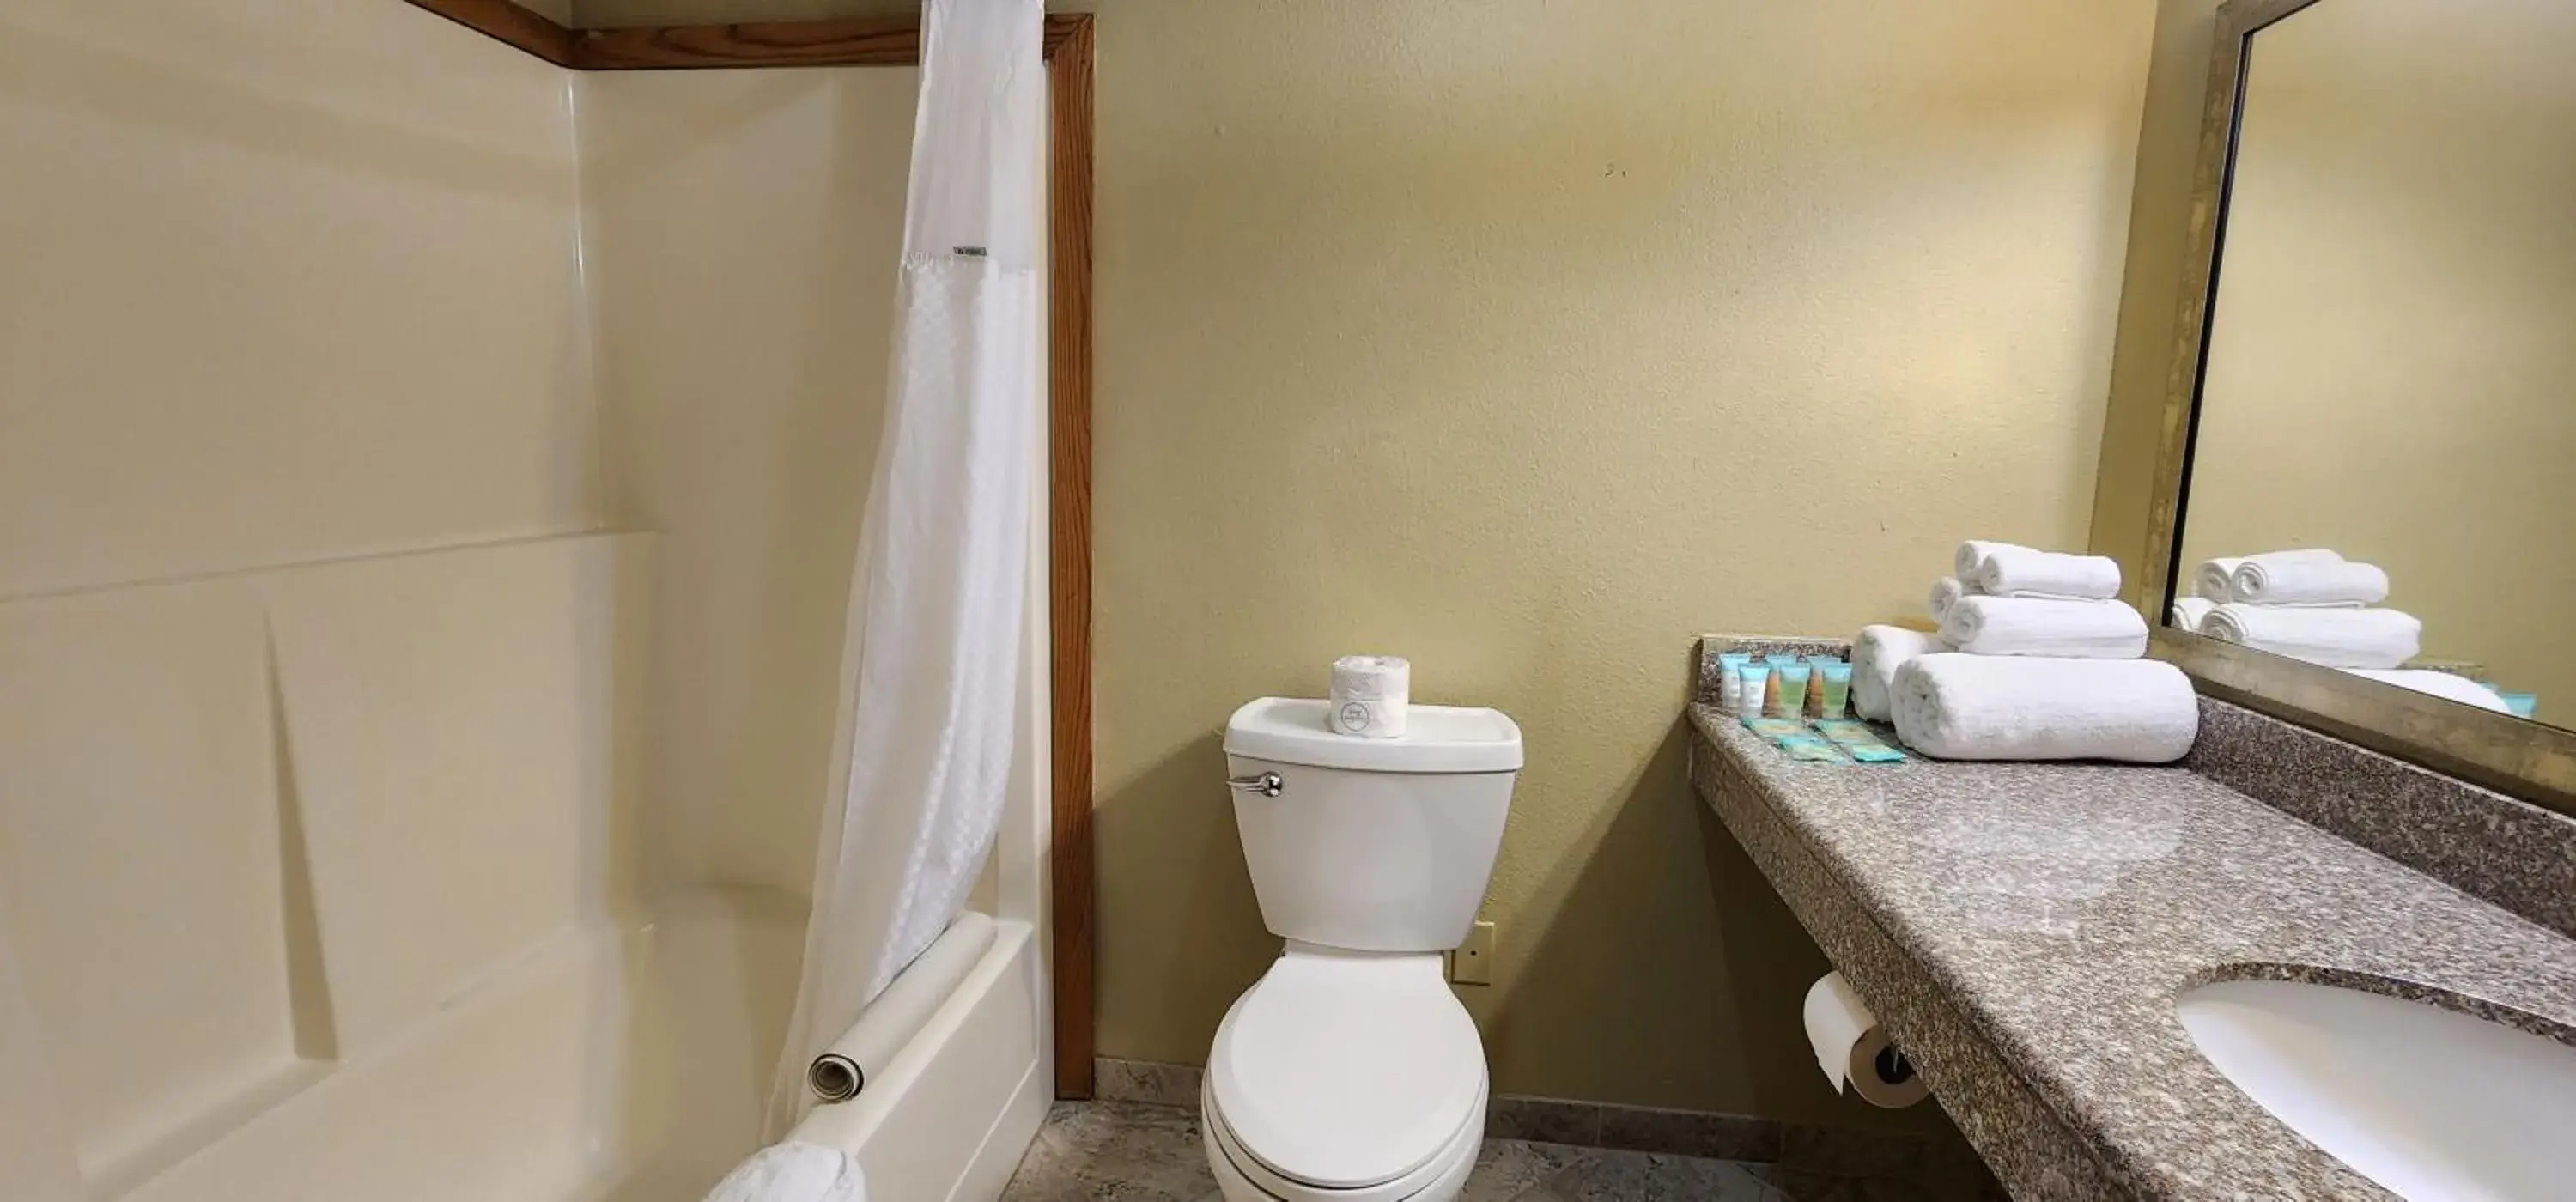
[1449,920,1496,986]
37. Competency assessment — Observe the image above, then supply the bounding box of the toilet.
[1202,696,1523,1202]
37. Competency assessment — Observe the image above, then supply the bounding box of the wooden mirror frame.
[2142,0,2576,813]
[401,0,1103,1097]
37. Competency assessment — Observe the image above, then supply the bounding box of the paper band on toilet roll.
[1802,972,1929,1109]
[1328,655,1411,738]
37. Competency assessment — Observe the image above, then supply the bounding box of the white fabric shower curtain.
[765,0,1044,1136]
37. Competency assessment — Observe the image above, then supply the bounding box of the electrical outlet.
[1449,920,1496,986]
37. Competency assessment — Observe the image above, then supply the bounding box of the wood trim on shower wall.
[1042,14,1098,1102]
[572,13,1091,70]
[399,0,576,65]
[398,0,1103,1101]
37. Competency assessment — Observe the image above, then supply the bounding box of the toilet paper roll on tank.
[1803,972,1929,1109]
[1328,655,1411,738]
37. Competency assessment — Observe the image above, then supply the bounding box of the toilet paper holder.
[1874,1046,1915,1087]
[1228,771,1285,797]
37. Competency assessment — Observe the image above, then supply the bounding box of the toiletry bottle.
[1775,663,1813,719]
[1738,662,1774,719]
[1818,662,1853,721]
[1718,653,1753,713]
[1804,655,1838,716]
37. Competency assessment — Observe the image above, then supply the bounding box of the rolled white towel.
[2193,558,2240,602]
[1928,576,1970,625]
[1974,546,2122,600]
[1941,595,2149,659]
[2169,596,2217,634]
[2201,604,2421,670]
[2345,669,2511,714]
[1954,540,2032,583]
[2196,549,2341,602]
[1853,625,1947,722]
[2231,556,2388,607]
[704,1142,864,1202]
[1890,654,2198,763]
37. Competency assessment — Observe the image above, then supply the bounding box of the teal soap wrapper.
[1812,719,1881,746]
[1771,733,1848,762]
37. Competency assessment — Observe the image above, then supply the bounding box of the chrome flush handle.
[1227,771,1284,798]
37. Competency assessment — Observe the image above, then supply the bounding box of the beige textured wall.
[577,67,915,899]
[2086,0,2227,600]
[0,0,598,598]
[1080,0,2153,1118]
[2174,0,2576,711]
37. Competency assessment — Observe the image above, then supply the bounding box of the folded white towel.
[1941,595,2149,659]
[2169,596,2217,633]
[2195,549,2342,602]
[1974,546,2122,600]
[2347,668,2511,714]
[2231,556,2388,606]
[1928,576,1970,625]
[1853,625,1947,722]
[1954,540,2031,583]
[1890,654,2198,763]
[704,1142,864,1202]
[2200,604,2421,669]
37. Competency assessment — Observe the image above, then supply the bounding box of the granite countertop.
[1690,704,2576,1199]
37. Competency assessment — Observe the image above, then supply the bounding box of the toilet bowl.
[1205,698,1522,1202]
[1205,1073,1485,1202]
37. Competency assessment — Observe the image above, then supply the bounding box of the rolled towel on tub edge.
[807,911,999,1104]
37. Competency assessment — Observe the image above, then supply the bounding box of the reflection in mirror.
[2168,0,2576,730]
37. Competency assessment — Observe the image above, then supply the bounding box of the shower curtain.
[765,0,1044,1136]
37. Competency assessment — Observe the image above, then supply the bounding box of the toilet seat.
[1205,949,1486,1194]
[1203,1074,1485,1202]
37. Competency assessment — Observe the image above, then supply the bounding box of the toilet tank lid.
[1224,697,1522,773]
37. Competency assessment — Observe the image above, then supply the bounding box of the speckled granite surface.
[2187,696,2576,940]
[1689,702,2576,1199]
[1694,637,1855,706]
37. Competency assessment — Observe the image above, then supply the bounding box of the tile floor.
[999,1100,1990,1201]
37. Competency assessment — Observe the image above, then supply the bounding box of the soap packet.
[1811,719,1882,746]
[1771,733,1849,763]
[1809,718,1908,763]
[1741,717,1810,738]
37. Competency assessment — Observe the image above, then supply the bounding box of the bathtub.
[0,538,1052,1202]
[111,888,1045,1202]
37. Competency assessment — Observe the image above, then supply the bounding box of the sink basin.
[2177,977,2576,1200]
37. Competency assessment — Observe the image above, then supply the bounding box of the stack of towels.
[2178,549,2502,711]
[1853,541,2197,763]
[2176,549,2421,670]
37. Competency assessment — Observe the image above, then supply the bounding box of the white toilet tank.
[1223,697,1522,953]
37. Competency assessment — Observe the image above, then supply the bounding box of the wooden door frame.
[402,0,1099,1100]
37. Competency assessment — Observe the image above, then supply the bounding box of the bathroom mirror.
[2143,0,2576,809]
